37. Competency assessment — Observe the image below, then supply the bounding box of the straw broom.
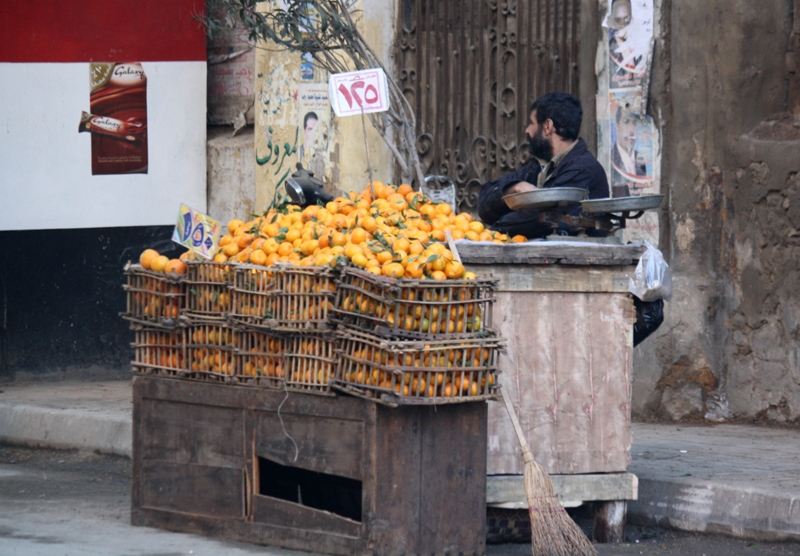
[500,387,597,556]
[444,231,595,555]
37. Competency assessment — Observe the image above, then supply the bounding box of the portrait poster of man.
[604,0,653,90]
[609,90,657,197]
[297,83,331,175]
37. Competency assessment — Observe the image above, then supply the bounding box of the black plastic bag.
[633,296,664,346]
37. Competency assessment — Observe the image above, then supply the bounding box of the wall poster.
[604,0,657,198]
[83,63,149,175]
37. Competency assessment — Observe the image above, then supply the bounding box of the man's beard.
[528,128,553,162]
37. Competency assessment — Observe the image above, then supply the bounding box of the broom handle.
[445,229,462,263]
[500,386,535,465]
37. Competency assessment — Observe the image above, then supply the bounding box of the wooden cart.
[132,376,488,556]
[460,241,643,543]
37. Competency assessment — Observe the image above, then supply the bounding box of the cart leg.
[592,500,627,543]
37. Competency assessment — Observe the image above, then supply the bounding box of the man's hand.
[505,181,538,195]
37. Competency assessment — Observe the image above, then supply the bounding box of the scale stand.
[539,209,648,244]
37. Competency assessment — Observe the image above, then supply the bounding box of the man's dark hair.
[530,92,582,141]
[303,111,318,127]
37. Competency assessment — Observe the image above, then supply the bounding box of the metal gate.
[396,0,581,213]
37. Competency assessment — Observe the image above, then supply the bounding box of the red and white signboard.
[328,68,390,117]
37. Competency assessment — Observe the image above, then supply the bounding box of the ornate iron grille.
[397,0,581,213]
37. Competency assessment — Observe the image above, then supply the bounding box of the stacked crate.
[331,268,502,405]
[228,264,337,394]
[122,263,187,378]
[125,260,504,403]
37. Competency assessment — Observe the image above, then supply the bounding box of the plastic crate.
[185,261,235,320]
[284,333,338,395]
[131,327,187,377]
[233,329,286,389]
[229,264,336,332]
[333,328,502,406]
[331,267,496,339]
[122,263,185,328]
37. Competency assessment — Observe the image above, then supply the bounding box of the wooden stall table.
[131,376,488,556]
[458,240,644,543]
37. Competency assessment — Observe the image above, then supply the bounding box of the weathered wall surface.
[207,126,257,226]
[632,0,800,423]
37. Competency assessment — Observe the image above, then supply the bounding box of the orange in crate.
[284,334,338,394]
[334,328,502,405]
[123,263,185,328]
[131,327,186,377]
[187,322,237,382]
[230,264,336,332]
[234,330,286,389]
[185,261,235,320]
[332,267,496,339]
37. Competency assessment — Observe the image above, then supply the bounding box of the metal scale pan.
[503,187,588,211]
[581,194,665,214]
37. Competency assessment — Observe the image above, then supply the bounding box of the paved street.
[2,445,800,556]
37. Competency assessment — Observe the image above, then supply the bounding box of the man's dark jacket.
[477,138,609,238]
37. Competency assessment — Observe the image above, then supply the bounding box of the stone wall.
[632,0,800,423]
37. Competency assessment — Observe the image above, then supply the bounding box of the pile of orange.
[139,249,187,275]
[211,182,527,279]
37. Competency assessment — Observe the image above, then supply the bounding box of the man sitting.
[477,92,609,239]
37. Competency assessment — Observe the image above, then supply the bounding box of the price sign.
[328,68,390,117]
[172,204,222,260]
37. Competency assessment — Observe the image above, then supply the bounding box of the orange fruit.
[351,253,369,268]
[237,233,255,249]
[376,250,394,264]
[469,221,485,233]
[382,262,405,278]
[150,255,170,273]
[164,259,187,275]
[139,249,159,270]
[249,249,268,266]
[397,183,413,197]
[444,261,465,279]
[227,219,244,234]
[435,203,453,216]
[511,235,528,243]
[350,227,368,245]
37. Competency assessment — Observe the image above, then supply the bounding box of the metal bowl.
[503,187,588,211]
[581,194,665,214]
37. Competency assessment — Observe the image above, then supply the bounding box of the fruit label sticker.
[329,68,390,117]
[172,204,221,259]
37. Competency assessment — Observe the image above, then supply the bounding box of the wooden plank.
[457,242,645,265]
[140,399,244,468]
[251,494,361,537]
[140,460,245,518]
[418,403,487,555]
[132,507,360,556]
[465,264,634,293]
[253,411,365,481]
[135,376,367,420]
[487,291,634,475]
[486,473,638,508]
[370,405,423,556]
